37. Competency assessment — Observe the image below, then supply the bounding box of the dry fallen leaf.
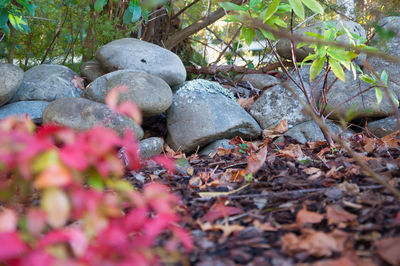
[326,205,357,225]
[337,182,360,196]
[253,220,278,231]
[237,96,256,111]
[296,206,324,226]
[273,119,288,134]
[197,220,245,239]
[281,229,347,257]
[245,146,268,175]
[304,167,324,180]
[313,257,358,266]
[374,236,400,266]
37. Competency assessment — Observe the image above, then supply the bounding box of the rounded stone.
[96,38,186,86]
[80,60,107,83]
[139,137,164,159]
[42,97,143,139]
[0,101,49,122]
[167,79,261,153]
[10,64,82,103]
[0,64,24,107]
[83,70,173,117]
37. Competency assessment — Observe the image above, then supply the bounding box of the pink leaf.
[0,232,28,261]
[172,226,193,252]
[21,251,54,266]
[152,155,175,174]
[116,101,142,125]
[202,200,242,223]
[71,75,85,90]
[0,208,18,233]
[124,207,149,231]
[105,85,129,109]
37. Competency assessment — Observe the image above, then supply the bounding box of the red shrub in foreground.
[0,116,192,266]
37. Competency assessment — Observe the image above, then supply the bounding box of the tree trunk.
[7,25,16,64]
[164,0,245,50]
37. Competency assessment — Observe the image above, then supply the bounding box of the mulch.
[132,129,400,265]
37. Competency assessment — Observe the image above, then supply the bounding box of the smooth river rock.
[0,101,49,122]
[83,70,172,117]
[42,97,143,139]
[0,64,24,107]
[167,79,261,153]
[96,38,186,86]
[10,64,82,103]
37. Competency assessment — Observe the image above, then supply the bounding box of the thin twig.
[194,185,385,201]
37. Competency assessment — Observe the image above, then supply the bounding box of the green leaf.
[8,13,29,33]
[94,0,107,12]
[309,56,325,81]
[260,28,275,40]
[88,172,104,190]
[123,7,133,24]
[250,0,262,8]
[263,0,280,22]
[304,31,324,39]
[381,70,388,86]
[241,27,255,46]
[0,0,10,8]
[274,17,287,28]
[327,49,349,61]
[277,3,291,13]
[16,0,34,15]
[288,0,304,19]
[130,0,142,22]
[301,0,324,14]
[323,28,336,41]
[302,53,316,63]
[375,87,383,104]
[297,42,308,49]
[0,8,9,33]
[360,75,375,84]
[219,1,248,11]
[389,90,399,106]
[330,59,345,82]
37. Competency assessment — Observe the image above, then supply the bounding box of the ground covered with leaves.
[136,124,400,265]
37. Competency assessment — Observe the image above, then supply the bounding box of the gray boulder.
[324,70,397,121]
[199,139,235,156]
[139,137,164,159]
[80,60,107,83]
[83,70,172,117]
[277,20,366,63]
[250,84,310,129]
[366,115,400,138]
[0,101,49,121]
[0,64,24,106]
[367,17,400,99]
[10,64,82,103]
[42,97,143,139]
[234,73,280,89]
[276,120,354,144]
[96,38,186,86]
[167,79,261,153]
